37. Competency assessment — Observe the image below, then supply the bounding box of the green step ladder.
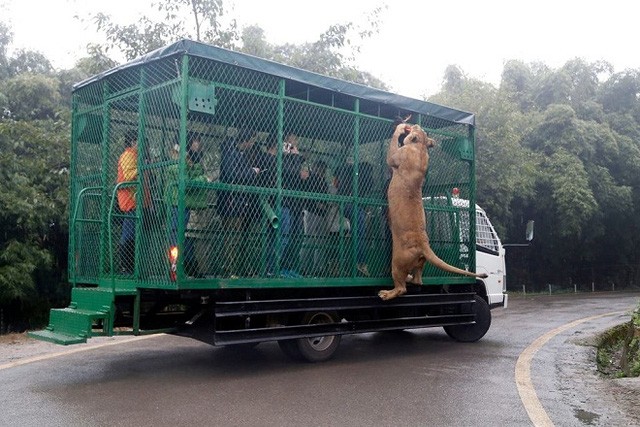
[29,287,134,345]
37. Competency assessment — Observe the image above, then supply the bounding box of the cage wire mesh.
[69,44,476,289]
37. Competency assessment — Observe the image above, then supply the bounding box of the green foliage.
[0,241,51,302]
[433,58,640,289]
[74,44,118,77]
[0,22,11,80]
[7,49,53,77]
[598,70,640,114]
[156,0,237,46]
[0,117,70,331]
[543,149,597,238]
[88,0,387,87]
[238,5,388,88]
[597,303,640,378]
[0,74,62,120]
[91,0,238,60]
[430,75,536,237]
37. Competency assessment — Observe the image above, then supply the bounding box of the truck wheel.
[296,311,341,362]
[279,311,341,362]
[443,295,491,342]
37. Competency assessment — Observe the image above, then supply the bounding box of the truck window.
[476,211,499,252]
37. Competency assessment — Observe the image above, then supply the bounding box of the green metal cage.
[69,39,478,292]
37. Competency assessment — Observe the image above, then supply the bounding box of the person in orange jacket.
[117,129,138,274]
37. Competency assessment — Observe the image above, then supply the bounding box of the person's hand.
[300,168,310,180]
[253,167,260,174]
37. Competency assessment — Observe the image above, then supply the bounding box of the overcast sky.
[1,0,637,99]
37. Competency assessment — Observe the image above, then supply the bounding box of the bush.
[597,301,640,378]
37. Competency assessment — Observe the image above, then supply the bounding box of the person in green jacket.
[167,133,209,277]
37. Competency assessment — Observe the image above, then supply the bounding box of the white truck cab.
[471,203,507,308]
[426,192,507,309]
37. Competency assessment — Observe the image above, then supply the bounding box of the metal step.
[28,328,88,345]
[29,286,127,345]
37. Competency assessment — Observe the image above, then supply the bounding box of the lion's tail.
[423,247,488,279]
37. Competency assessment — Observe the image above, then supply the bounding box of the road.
[1,292,639,426]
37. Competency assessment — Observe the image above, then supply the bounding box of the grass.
[597,302,640,378]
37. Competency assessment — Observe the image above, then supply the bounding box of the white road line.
[515,311,625,427]
[0,334,165,371]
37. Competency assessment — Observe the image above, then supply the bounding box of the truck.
[30,39,507,362]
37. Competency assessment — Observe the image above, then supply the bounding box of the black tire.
[278,311,341,362]
[295,311,341,362]
[443,295,491,342]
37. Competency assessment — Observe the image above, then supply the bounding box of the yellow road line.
[0,334,165,371]
[515,311,625,427]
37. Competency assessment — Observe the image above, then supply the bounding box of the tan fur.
[379,123,488,301]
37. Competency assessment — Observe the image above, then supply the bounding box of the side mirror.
[526,220,534,242]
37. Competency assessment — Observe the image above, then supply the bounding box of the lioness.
[379,123,488,301]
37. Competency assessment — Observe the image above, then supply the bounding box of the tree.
[432,57,640,289]
[541,149,598,238]
[534,70,572,109]
[0,22,11,80]
[598,70,640,114]
[239,16,388,89]
[240,25,272,59]
[500,60,534,111]
[430,68,537,239]
[0,74,62,120]
[561,58,612,108]
[7,49,53,77]
[74,44,118,77]
[442,65,466,93]
[86,1,387,87]
[90,0,238,60]
[158,0,237,45]
[0,118,70,331]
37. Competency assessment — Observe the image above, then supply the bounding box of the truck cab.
[470,203,507,308]
[425,192,507,309]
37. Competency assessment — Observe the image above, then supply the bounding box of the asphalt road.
[1,292,639,427]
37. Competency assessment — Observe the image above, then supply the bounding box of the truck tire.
[296,311,341,362]
[443,295,491,342]
[279,311,341,362]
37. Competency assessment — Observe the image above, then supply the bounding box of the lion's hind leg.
[379,266,409,300]
[379,245,422,300]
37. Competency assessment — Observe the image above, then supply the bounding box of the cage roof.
[74,39,475,127]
